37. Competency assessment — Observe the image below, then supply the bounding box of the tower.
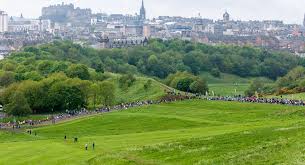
[303,13,305,27]
[140,0,146,20]
[223,11,230,22]
[0,11,8,33]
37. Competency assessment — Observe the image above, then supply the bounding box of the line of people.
[0,93,193,129]
[207,96,305,106]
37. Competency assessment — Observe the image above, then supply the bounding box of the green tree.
[245,79,264,96]
[66,64,90,80]
[190,79,209,94]
[119,74,136,89]
[211,68,221,78]
[90,83,99,109]
[48,81,86,111]
[24,71,43,81]
[0,71,15,87]
[19,80,46,113]
[177,78,194,92]
[6,91,32,116]
[100,81,116,106]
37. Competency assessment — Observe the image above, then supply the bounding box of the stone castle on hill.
[41,3,92,25]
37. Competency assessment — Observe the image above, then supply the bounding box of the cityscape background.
[1,0,305,59]
[2,0,305,24]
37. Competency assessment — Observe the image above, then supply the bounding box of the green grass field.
[113,77,166,103]
[209,83,249,96]
[201,72,273,96]
[2,100,305,164]
[201,72,272,84]
[101,73,167,104]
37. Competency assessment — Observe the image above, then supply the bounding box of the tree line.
[1,39,303,115]
[0,72,116,116]
[6,39,302,80]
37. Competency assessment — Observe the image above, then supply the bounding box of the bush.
[166,71,208,93]
[144,80,152,90]
[119,74,136,88]
[211,68,221,78]
[245,79,264,96]
[190,79,209,94]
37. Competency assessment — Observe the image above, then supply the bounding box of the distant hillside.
[7,39,304,80]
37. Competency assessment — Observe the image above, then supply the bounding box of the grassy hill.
[108,74,167,104]
[1,100,305,164]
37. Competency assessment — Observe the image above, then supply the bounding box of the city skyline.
[1,0,305,24]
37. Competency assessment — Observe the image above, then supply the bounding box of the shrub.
[211,68,221,78]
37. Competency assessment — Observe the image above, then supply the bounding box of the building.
[223,11,230,22]
[0,11,8,32]
[41,3,91,25]
[125,25,143,37]
[303,13,305,27]
[140,0,146,20]
[8,16,52,32]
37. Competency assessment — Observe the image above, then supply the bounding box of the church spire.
[140,0,146,20]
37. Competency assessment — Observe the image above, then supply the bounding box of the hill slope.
[1,100,305,164]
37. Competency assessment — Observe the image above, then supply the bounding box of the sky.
[1,0,305,24]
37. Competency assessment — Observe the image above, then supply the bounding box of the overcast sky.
[1,0,304,24]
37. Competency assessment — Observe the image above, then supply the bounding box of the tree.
[211,68,221,78]
[66,64,90,80]
[190,79,209,94]
[2,62,16,71]
[37,61,54,76]
[100,81,116,106]
[0,71,15,87]
[245,79,264,96]
[48,81,87,111]
[119,74,136,89]
[90,83,99,109]
[6,91,31,116]
[177,78,194,92]
[24,71,43,81]
[18,80,46,114]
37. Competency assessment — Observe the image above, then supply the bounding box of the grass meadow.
[1,100,305,164]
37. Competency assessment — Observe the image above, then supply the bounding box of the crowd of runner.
[2,91,305,129]
[0,94,193,129]
[207,96,305,106]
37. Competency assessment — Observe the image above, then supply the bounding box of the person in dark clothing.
[92,142,95,150]
[64,135,67,140]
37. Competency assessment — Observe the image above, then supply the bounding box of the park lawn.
[201,72,272,84]
[201,72,274,96]
[1,100,305,164]
[209,83,249,96]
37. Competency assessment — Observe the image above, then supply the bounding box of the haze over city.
[1,0,305,24]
